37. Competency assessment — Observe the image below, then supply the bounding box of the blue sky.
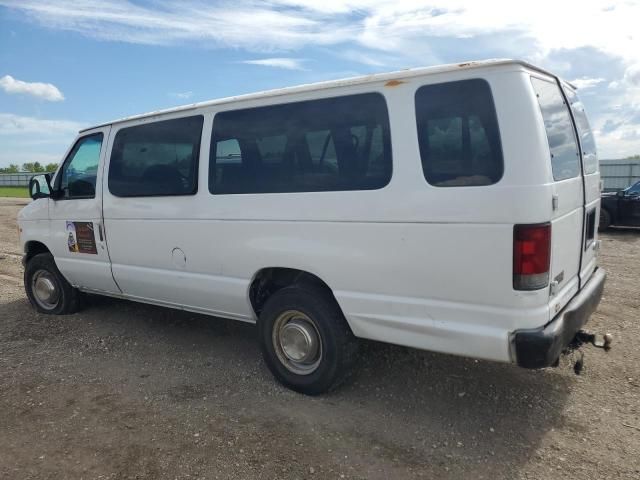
[1,0,639,168]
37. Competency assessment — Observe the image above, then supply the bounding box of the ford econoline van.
[19,59,606,394]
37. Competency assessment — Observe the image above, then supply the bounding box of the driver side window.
[59,133,103,199]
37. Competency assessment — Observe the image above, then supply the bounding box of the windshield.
[626,181,640,195]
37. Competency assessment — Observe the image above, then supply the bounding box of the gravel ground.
[0,197,638,479]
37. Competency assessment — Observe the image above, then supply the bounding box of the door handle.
[97,222,104,242]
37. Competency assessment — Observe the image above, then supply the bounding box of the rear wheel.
[258,285,358,395]
[599,208,611,231]
[24,253,82,314]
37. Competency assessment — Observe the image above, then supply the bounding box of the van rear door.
[563,85,600,285]
[530,77,584,314]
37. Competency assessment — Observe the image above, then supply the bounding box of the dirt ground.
[0,197,638,480]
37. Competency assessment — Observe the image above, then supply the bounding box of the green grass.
[0,186,30,198]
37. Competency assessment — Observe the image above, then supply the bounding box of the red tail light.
[513,223,551,290]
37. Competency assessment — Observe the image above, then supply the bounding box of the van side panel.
[101,66,560,364]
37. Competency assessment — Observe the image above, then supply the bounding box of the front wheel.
[258,285,359,395]
[24,253,82,315]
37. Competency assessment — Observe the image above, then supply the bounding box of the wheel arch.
[23,240,52,264]
[248,266,344,320]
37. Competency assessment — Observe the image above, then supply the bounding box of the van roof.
[80,58,559,133]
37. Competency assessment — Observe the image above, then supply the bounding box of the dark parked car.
[600,180,640,229]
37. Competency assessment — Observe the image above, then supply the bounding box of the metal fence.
[0,173,36,187]
[600,160,640,192]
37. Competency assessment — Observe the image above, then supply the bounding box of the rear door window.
[415,79,504,187]
[531,78,580,181]
[564,87,598,175]
[109,116,203,197]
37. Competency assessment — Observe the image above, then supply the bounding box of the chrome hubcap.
[273,310,322,375]
[32,270,59,310]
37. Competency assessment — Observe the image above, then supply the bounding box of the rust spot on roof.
[384,79,405,87]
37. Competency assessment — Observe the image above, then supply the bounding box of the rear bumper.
[513,267,606,369]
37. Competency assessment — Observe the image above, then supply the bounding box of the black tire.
[24,252,82,315]
[599,208,611,231]
[258,285,359,395]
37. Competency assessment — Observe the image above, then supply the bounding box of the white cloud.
[0,113,83,135]
[0,0,347,51]
[594,124,640,159]
[241,58,307,70]
[1,1,638,72]
[570,77,606,90]
[623,64,640,86]
[594,60,640,158]
[0,74,64,101]
[339,49,388,67]
[2,0,640,157]
[170,91,193,100]
[1,1,638,62]
[0,113,84,168]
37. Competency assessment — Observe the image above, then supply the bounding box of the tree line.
[0,162,59,174]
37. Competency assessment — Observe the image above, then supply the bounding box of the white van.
[19,59,606,394]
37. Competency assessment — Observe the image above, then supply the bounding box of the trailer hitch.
[562,330,613,375]
[571,330,613,351]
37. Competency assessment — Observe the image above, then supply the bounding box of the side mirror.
[28,174,52,200]
[617,190,626,198]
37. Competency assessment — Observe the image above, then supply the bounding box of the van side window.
[58,133,103,199]
[530,78,580,181]
[415,79,503,187]
[109,116,203,197]
[209,93,392,194]
[564,87,598,175]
